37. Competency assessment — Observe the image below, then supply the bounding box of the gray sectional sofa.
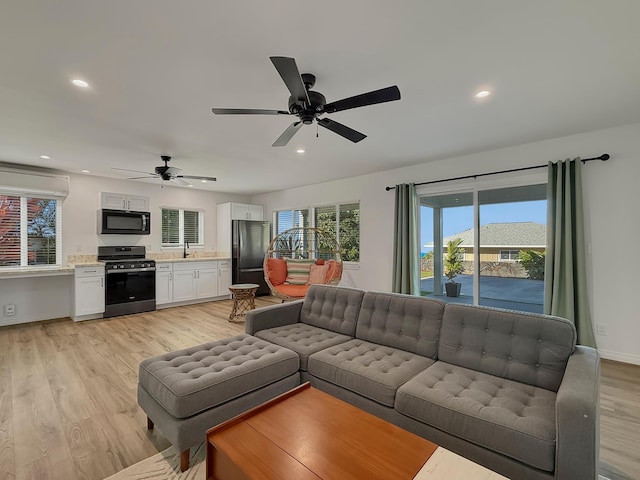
[244,285,600,480]
[137,284,599,479]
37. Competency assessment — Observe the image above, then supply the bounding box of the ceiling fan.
[212,56,401,147]
[113,155,217,185]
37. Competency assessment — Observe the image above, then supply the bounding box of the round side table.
[228,283,260,323]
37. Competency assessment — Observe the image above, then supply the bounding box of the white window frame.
[273,201,360,264]
[160,207,204,248]
[499,250,520,261]
[0,193,62,269]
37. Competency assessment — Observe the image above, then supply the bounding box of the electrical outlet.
[596,323,607,336]
[4,304,15,316]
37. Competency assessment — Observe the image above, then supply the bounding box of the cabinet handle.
[84,269,97,273]
[101,278,104,287]
[169,272,172,281]
[197,270,200,279]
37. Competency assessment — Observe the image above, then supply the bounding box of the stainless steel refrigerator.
[232,219,271,296]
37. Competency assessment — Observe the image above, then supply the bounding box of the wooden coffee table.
[206,382,506,480]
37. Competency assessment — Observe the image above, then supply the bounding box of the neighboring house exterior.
[441,222,546,262]
[424,222,545,261]
[423,222,546,278]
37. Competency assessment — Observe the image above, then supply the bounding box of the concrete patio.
[420,274,544,313]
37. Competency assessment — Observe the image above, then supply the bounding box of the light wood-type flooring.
[0,297,638,480]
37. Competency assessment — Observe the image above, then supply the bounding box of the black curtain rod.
[384,154,610,191]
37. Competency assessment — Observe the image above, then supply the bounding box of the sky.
[420,200,546,254]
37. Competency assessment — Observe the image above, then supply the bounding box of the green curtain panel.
[544,159,596,347]
[392,183,419,295]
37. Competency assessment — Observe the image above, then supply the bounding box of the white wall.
[252,122,640,365]
[63,174,250,259]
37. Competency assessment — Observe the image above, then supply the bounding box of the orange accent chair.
[264,227,343,302]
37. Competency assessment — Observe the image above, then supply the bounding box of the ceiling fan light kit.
[212,56,401,147]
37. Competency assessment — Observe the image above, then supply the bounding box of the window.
[274,202,360,262]
[499,250,520,261]
[275,208,309,234]
[161,208,203,246]
[420,178,546,313]
[0,195,60,268]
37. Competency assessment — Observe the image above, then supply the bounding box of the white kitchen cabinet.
[217,202,265,253]
[172,261,218,302]
[155,263,173,305]
[100,192,150,211]
[73,266,105,320]
[217,259,232,296]
[218,202,264,222]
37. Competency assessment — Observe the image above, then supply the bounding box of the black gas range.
[98,246,156,318]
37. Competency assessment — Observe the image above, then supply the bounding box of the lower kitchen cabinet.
[217,259,231,296]
[73,266,105,320]
[167,260,227,304]
[156,263,173,305]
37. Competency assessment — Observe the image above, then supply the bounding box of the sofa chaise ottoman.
[137,334,299,471]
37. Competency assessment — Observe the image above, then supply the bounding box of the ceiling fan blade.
[323,85,401,114]
[112,167,153,175]
[317,118,367,143]
[177,175,217,181]
[272,121,303,147]
[212,108,290,115]
[127,175,157,180]
[270,56,310,106]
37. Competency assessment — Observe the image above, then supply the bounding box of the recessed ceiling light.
[188,184,194,187]
[71,79,90,88]
[475,90,491,98]
[296,149,305,154]
[81,169,90,173]
[201,180,207,183]
[39,155,51,159]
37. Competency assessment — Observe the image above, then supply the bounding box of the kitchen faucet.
[183,240,190,258]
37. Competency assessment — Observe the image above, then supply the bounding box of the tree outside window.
[0,195,58,267]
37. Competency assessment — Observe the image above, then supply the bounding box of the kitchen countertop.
[0,266,76,279]
[154,256,230,263]
[0,256,232,279]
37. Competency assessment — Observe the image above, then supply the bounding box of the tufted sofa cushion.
[355,292,445,357]
[439,304,576,391]
[300,284,365,335]
[308,339,434,406]
[255,323,352,370]
[138,334,299,418]
[396,361,557,472]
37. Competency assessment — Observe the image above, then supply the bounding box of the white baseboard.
[0,310,70,327]
[598,349,640,366]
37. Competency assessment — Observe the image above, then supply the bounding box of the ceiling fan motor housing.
[288,89,326,124]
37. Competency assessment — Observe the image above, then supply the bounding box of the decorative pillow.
[285,258,315,285]
[315,258,326,266]
[307,263,330,285]
[325,260,343,283]
[266,258,287,286]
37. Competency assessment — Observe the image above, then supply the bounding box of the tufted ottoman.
[137,334,300,471]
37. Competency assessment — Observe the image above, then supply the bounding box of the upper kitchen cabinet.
[217,202,265,253]
[101,192,150,211]
[219,202,264,221]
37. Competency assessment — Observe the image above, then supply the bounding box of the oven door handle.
[106,267,156,274]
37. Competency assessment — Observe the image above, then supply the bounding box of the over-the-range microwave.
[99,209,151,235]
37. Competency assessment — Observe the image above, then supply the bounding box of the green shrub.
[518,250,545,280]
[444,238,465,282]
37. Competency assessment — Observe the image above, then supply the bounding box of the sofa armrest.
[555,346,600,480]
[245,300,305,335]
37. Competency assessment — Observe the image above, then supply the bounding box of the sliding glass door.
[419,179,547,313]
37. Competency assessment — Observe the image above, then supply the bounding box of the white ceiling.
[1,1,639,195]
